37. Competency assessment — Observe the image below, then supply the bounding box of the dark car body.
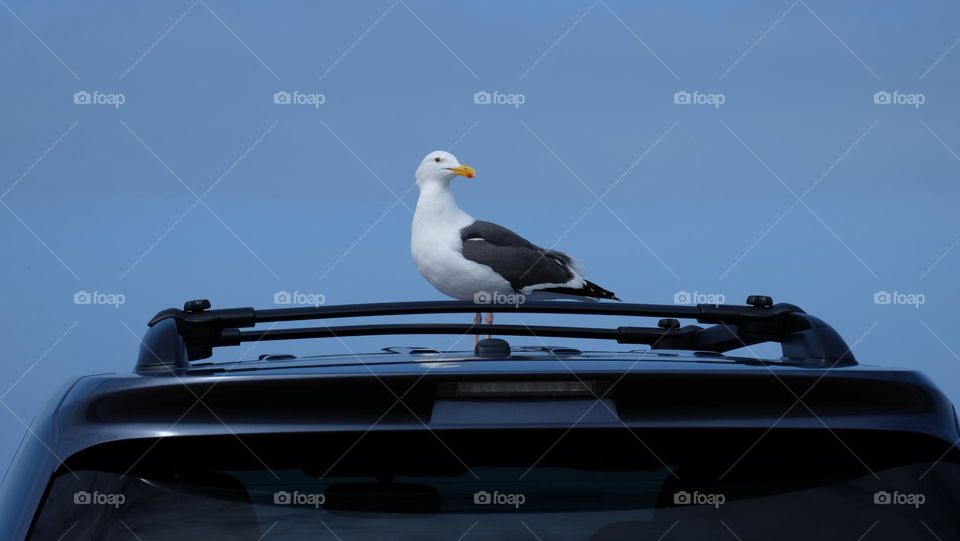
[3,300,959,539]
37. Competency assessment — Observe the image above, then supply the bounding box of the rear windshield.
[29,429,960,540]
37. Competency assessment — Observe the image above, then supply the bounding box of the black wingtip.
[541,280,619,301]
[584,280,619,301]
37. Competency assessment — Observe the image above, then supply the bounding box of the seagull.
[411,151,619,344]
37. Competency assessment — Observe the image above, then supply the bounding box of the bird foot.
[473,312,481,348]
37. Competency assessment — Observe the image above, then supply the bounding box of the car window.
[29,429,960,540]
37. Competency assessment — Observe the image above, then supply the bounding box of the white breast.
[411,186,512,301]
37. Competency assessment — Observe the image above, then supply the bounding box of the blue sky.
[2,0,959,472]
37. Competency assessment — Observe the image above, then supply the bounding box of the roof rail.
[135,296,856,373]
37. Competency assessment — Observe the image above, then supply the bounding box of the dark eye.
[434,157,441,163]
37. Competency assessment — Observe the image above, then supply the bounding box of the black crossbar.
[136,297,856,373]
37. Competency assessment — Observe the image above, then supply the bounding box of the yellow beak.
[447,165,476,179]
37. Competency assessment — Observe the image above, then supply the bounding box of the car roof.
[184,347,884,376]
[46,349,954,457]
[40,297,960,463]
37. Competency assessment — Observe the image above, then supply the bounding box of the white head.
[415,151,476,188]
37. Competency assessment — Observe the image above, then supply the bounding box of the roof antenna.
[475,338,511,358]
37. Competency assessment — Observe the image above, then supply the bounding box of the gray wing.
[459,220,576,291]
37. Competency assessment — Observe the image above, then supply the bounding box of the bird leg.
[473,312,482,348]
[486,312,494,339]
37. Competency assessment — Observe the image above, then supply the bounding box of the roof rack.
[136,295,856,373]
